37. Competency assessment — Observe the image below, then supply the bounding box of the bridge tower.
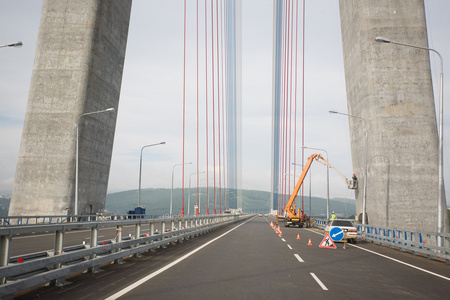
[339,0,448,232]
[9,0,132,216]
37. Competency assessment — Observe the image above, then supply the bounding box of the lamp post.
[171,162,191,215]
[0,41,23,48]
[329,110,368,225]
[189,171,205,215]
[302,146,329,220]
[375,36,445,243]
[75,108,115,216]
[138,142,165,207]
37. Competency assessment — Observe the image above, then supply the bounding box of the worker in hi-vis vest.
[330,212,336,221]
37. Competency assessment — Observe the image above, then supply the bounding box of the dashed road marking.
[310,273,328,290]
[287,244,292,250]
[294,254,304,262]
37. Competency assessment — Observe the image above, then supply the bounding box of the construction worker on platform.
[330,211,337,221]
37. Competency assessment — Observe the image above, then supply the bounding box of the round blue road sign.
[330,227,344,241]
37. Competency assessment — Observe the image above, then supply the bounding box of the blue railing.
[313,218,450,263]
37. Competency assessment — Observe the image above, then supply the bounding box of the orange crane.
[284,153,351,227]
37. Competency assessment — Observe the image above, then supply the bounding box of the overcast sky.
[1,1,449,203]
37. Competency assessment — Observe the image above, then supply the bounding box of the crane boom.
[283,153,349,227]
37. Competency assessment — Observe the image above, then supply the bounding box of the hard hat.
[332,211,335,214]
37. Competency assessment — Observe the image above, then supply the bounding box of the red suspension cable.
[220,0,226,211]
[210,0,216,215]
[196,0,200,215]
[216,0,222,214]
[181,0,187,216]
[301,0,306,212]
[293,0,299,199]
[205,0,210,215]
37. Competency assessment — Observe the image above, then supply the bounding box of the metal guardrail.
[0,214,251,298]
[0,213,184,226]
[314,218,450,263]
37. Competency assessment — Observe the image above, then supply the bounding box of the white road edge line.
[104,217,255,300]
[350,244,450,282]
[310,273,328,290]
[305,228,450,282]
[294,254,304,262]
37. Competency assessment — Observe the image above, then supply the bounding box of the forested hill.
[106,188,356,218]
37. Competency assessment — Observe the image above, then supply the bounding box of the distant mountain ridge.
[0,188,357,218]
[106,188,356,218]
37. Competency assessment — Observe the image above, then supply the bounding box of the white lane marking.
[281,238,286,242]
[310,273,328,290]
[104,217,255,300]
[287,244,292,250]
[294,254,304,262]
[350,244,450,282]
[305,228,450,282]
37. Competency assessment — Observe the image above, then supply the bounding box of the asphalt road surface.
[14,216,450,299]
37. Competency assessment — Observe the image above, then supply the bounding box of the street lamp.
[0,41,23,48]
[189,171,205,215]
[329,110,368,225]
[171,162,192,215]
[75,108,115,216]
[138,142,165,207]
[302,146,329,220]
[375,36,445,243]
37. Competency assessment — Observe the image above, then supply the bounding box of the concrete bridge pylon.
[339,0,448,232]
[9,0,132,216]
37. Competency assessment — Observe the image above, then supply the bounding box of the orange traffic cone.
[279,229,283,236]
[307,238,312,246]
[270,221,274,227]
[297,234,300,240]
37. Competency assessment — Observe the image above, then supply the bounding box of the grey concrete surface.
[10,0,132,216]
[339,0,448,232]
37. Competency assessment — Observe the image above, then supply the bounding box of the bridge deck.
[14,216,450,299]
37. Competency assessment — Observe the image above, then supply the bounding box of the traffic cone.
[279,229,283,236]
[270,221,274,227]
[307,238,312,246]
[297,234,300,240]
